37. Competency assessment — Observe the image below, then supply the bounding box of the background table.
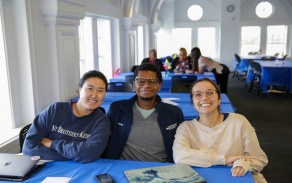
[71,92,236,120]
[7,159,254,183]
[250,60,292,93]
[101,92,235,120]
[110,72,216,92]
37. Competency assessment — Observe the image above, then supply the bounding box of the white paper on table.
[41,177,72,183]
[37,160,54,165]
[162,98,180,106]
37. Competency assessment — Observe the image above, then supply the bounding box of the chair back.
[248,59,256,71]
[131,65,139,72]
[170,83,191,93]
[172,75,197,85]
[279,54,287,60]
[19,124,32,153]
[108,82,132,92]
[234,54,241,64]
[125,75,134,84]
[253,62,262,76]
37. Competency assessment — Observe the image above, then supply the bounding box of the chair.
[261,56,276,61]
[125,75,134,84]
[232,54,241,78]
[279,54,287,60]
[131,65,139,72]
[170,83,191,93]
[108,82,132,92]
[232,54,247,80]
[172,75,197,85]
[19,124,32,153]
[248,61,262,95]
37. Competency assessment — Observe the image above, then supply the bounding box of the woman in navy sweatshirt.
[22,70,111,163]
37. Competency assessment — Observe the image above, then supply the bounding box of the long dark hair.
[190,47,202,73]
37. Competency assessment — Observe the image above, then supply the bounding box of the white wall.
[157,1,174,57]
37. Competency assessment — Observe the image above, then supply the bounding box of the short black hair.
[190,78,221,103]
[78,70,108,90]
[133,63,162,83]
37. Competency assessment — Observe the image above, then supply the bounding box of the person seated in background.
[103,64,184,163]
[190,47,230,94]
[141,49,165,71]
[22,70,111,163]
[173,78,268,183]
[170,47,192,73]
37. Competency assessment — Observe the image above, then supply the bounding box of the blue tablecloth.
[5,159,254,183]
[97,92,235,120]
[233,55,278,73]
[103,92,231,103]
[252,60,292,93]
[111,72,216,92]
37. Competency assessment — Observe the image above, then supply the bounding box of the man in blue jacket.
[103,64,184,163]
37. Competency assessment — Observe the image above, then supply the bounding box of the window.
[240,26,261,56]
[172,28,191,54]
[79,17,94,77]
[0,12,14,143]
[266,25,287,56]
[137,25,144,65]
[198,27,216,58]
[79,17,113,81]
[187,5,203,21]
[97,18,112,81]
[256,1,274,18]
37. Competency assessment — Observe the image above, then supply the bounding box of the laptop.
[0,153,45,181]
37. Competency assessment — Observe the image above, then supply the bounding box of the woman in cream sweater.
[173,78,268,183]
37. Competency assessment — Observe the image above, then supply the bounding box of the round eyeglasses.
[192,89,217,100]
[135,78,159,86]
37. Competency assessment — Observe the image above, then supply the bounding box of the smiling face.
[133,70,162,101]
[191,81,221,115]
[77,77,106,112]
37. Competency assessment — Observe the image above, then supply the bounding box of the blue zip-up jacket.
[103,95,184,163]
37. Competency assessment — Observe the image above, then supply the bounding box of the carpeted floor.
[227,75,292,182]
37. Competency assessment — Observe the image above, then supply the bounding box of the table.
[6,159,254,183]
[255,60,292,93]
[110,72,216,92]
[233,55,278,73]
[70,92,235,120]
[99,92,235,120]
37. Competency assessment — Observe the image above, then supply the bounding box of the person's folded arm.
[50,116,111,163]
[22,110,67,161]
[242,129,268,173]
[173,124,225,167]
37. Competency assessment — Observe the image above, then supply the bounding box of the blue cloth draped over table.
[70,92,235,120]
[246,60,292,93]
[233,55,279,73]
[111,72,216,92]
[69,92,235,120]
[6,159,254,183]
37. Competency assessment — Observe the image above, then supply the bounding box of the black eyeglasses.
[193,89,217,100]
[135,78,159,86]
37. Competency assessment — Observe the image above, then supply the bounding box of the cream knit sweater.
[173,113,268,183]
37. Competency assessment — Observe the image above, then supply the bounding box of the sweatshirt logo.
[166,123,177,130]
[51,125,91,139]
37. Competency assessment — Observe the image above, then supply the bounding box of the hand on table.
[225,155,253,177]
[41,138,53,148]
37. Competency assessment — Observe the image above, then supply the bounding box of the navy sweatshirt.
[22,102,111,163]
